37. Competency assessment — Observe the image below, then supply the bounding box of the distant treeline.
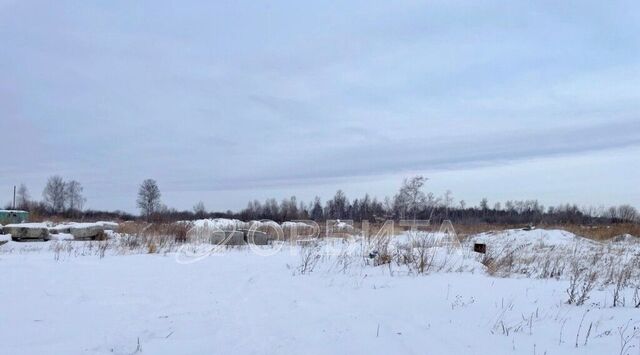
[7,175,639,225]
[236,194,638,225]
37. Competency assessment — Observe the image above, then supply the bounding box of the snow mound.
[190,218,247,230]
[189,219,308,231]
[95,221,119,230]
[468,228,595,248]
[50,222,109,230]
[6,221,118,230]
[4,222,51,229]
[281,221,314,228]
[325,219,355,233]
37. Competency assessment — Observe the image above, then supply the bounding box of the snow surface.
[463,228,640,280]
[468,228,597,247]
[0,229,638,354]
[281,221,314,228]
[330,219,355,230]
[51,222,111,230]
[4,222,51,229]
[191,219,316,231]
[95,221,119,229]
[48,233,74,241]
[5,221,115,230]
[189,218,249,230]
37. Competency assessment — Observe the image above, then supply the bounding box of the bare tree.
[137,179,161,219]
[65,180,86,212]
[395,176,427,221]
[280,196,299,221]
[616,205,638,223]
[16,183,30,210]
[310,197,324,221]
[43,175,66,213]
[443,190,454,218]
[193,201,206,218]
[327,190,348,219]
[479,198,489,210]
[263,198,279,220]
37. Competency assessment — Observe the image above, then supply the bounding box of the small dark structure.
[473,243,487,254]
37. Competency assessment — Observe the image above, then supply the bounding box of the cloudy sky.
[1,0,639,213]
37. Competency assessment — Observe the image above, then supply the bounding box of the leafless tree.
[394,176,427,221]
[193,201,206,218]
[65,180,86,211]
[443,190,454,218]
[137,179,161,219]
[479,198,489,210]
[616,205,638,223]
[16,183,30,210]
[327,190,348,219]
[43,175,66,213]
[279,196,299,221]
[310,197,324,221]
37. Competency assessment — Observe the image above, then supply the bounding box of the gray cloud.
[1,0,639,211]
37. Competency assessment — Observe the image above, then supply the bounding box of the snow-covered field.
[1,228,639,355]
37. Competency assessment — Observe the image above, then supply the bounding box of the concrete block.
[97,222,119,231]
[69,225,104,240]
[4,226,49,240]
[51,226,71,234]
[244,230,272,245]
[209,231,245,245]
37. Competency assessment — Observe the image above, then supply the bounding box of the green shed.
[0,210,29,224]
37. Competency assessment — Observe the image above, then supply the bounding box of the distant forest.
[6,176,638,226]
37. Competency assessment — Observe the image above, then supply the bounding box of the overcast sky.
[1,0,639,213]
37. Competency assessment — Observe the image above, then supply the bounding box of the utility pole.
[13,185,16,209]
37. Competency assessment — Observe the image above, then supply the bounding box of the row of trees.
[239,192,388,223]
[42,176,86,213]
[235,176,639,225]
[8,175,639,225]
[9,176,86,215]
[9,177,166,221]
